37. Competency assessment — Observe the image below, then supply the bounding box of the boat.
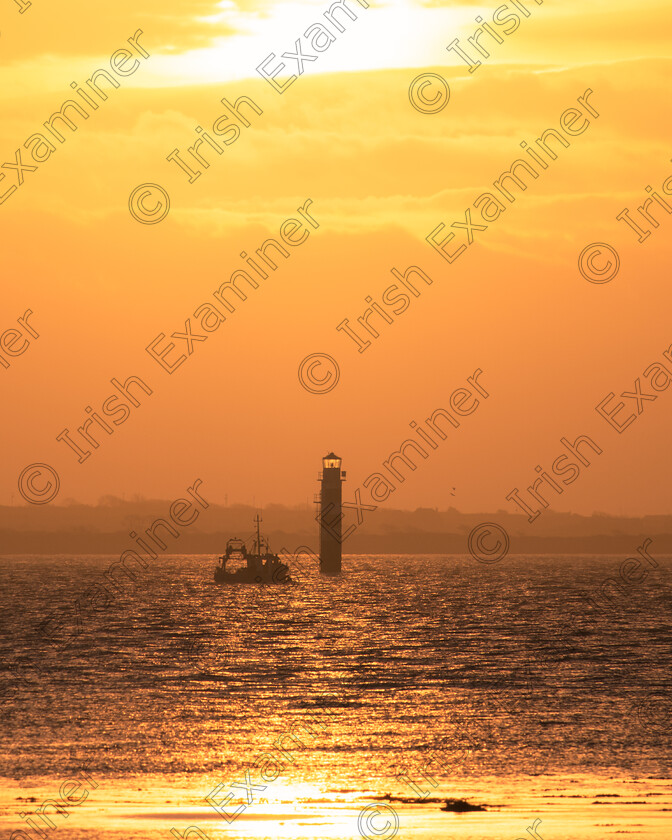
[214,515,291,584]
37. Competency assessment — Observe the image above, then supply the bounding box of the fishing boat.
[214,515,291,584]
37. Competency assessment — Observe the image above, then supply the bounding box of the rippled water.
[1,554,671,838]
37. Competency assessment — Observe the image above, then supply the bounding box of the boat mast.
[254,514,262,555]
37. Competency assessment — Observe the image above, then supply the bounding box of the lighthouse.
[318,452,346,575]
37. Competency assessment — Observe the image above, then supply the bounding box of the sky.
[1,0,671,516]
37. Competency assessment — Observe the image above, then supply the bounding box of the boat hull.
[214,563,291,584]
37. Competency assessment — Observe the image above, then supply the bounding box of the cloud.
[2,0,236,62]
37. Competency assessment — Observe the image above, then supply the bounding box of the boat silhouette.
[214,514,291,584]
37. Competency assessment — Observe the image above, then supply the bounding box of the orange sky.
[1,0,671,516]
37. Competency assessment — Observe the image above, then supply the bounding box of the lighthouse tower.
[318,452,346,575]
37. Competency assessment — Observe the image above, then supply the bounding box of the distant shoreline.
[3,536,672,556]
[3,500,672,555]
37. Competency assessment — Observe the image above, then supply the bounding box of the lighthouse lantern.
[323,453,342,470]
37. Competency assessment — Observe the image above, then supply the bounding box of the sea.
[1,553,671,840]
